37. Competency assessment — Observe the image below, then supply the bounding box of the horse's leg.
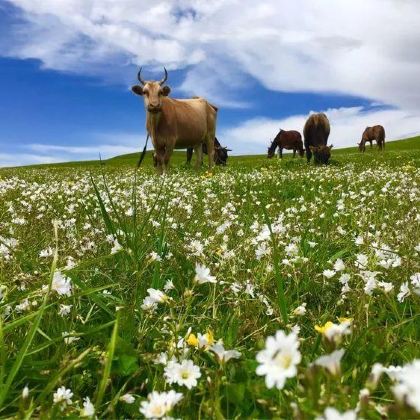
[306,148,312,163]
[186,148,193,165]
[279,148,283,159]
[293,149,296,158]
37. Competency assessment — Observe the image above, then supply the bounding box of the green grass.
[0,136,419,418]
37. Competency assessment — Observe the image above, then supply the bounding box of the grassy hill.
[2,135,419,171]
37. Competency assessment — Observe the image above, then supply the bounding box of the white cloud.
[3,0,420,109]
[0,153,61,168]
[28,143,139,156]
[221,106,420,154]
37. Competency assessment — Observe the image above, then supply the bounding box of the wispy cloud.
[28,143,139,156]
[0,153,61,168]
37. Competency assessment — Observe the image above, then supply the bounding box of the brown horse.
[267,130,304,159]
[303,113,332,164]
[186,137,231,165]
[358,125,385,152]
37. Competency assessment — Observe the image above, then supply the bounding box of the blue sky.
[1,1,420,166]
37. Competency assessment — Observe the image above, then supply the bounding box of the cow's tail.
[136,133,150,169]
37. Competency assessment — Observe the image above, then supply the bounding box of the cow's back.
[304,113,330,148]
[160,98,216,148]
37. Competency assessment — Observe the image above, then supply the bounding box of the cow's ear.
[161,86,171,96]
[131,85,144,96]
[329,144,334,150]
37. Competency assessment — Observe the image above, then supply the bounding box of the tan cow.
[131,68,217,173]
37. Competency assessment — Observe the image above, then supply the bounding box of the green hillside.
[1,135,419,171]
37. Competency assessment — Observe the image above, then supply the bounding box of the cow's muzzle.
[147,105,162,114]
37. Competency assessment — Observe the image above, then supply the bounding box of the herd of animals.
[131,68,386,173]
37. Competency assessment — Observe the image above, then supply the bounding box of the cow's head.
[358,141,365,152]
[131,68,171,113]
[310,145,333,164]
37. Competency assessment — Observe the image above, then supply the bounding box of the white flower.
[355,253,368,268]
[58,304,72,317]
[354,236,364,246]
[308,241,317,248]
[22,386,29,399]
[410,273,420,295]
[139,390,183,418]
[313,349,345,376]
[194,264,216,284]
[323,269,336,279]
[15,298,31,313]
[146,288,167,303]
[318,407,357,420]
[397,282,411,303]
[52,271,72,297]
[369,362,384,386]
[293,303,307,316]
[285,243,299,257]
[120,393,135,404]
[141,288,168,311]
[62,331,80,345]
[256,330,301,389]
[164,359,201,389]
[333,259,346,272]
[210,341,241,363]
[80,397,95,417]
[378,281,394,293]
[53,386,73,406]
[389,359,420,413]
[39,247,53,258]
[154,352,169,365]
[149,251,161,261]
[164,279,175,292]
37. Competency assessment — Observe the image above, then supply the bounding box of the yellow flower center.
[275,352,292,369]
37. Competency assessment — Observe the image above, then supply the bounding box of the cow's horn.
[137,67,146,86]
[159,67,168,85]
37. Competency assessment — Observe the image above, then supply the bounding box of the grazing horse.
[131,68,218,173]
[267,129,304,159]
[358,125,385,152]
[186,137,231,166]
[303,113,332,164]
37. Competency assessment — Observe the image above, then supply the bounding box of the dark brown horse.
[303,113,332,164]
[267,130,304,159]
[358,125,385,152]
[186,137,231,165]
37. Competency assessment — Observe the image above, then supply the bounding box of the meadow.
[0,137,419,418]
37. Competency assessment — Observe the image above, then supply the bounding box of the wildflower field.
[0,138,419,419]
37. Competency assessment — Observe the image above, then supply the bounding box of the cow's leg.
[206,135,215,170]
[306,148,312,163]
[154,148,165,175]
[194,144,203,170]
[293,149,296,158]
[186,148,193,165]
[163,143,174,173]
[279,148,283,159]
